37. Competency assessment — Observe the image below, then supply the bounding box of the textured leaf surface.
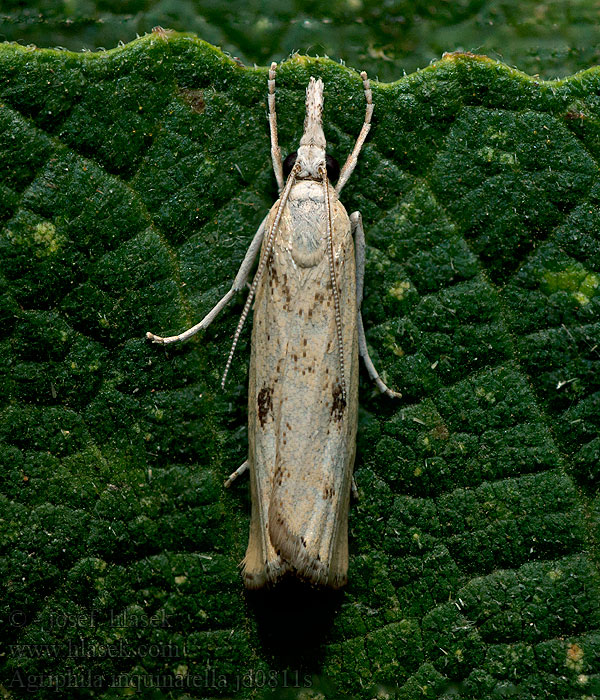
[0,33,599,699]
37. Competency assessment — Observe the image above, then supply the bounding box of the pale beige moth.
[147,63,399,589]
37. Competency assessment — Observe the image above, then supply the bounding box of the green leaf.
[1,34,599,699]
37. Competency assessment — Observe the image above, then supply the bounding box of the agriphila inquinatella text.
[147,62,400,589]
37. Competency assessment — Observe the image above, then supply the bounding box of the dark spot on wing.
[331,382,346,421]
[323,486,336,500]
[274,465,284,486]
[257,386,273,428]
[279,272,291,308]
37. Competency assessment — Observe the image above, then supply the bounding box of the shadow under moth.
[147,62,400,589]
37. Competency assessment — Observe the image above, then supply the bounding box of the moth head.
[295,76,327,179]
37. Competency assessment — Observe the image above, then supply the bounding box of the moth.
[147,63,399,589]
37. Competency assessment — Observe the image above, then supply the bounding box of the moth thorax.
[297,76,326,179]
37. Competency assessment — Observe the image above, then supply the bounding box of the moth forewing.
[243,175,359,589]
[145,64,400,590]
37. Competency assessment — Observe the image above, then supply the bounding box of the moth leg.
[146,215,267,344]
[358,315,401,398]
[351,211,402,399]
[351,211,366,309]
[268,61,285,192]
[224,460,249,488]
[336,71,373,195]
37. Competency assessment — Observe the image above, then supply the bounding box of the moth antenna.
[335,71,373,195]
[321,166,347,404]
[221,164,300,389]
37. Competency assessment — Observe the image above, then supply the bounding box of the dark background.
[1,0,599,80]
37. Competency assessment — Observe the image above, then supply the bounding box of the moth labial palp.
[146,61,401,590]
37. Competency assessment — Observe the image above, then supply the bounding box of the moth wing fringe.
[242,557,289,590]
[268,510,348,589]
